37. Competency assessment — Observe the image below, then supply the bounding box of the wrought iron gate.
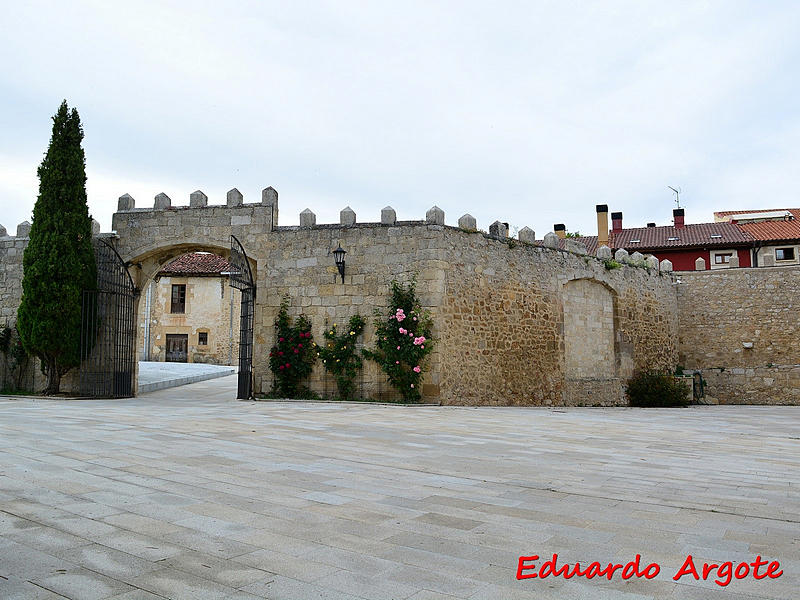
[79,238,136,397]
[229,235,256,399]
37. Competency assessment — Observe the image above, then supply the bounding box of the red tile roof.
[160,252,230,275]
[716,208,800,243]
[611,222,753,251]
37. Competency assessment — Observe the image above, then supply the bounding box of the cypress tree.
[17,101,97,394]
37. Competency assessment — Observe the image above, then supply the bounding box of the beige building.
[138,252,240,364]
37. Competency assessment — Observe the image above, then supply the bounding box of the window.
[198,332,208,345]
[775,247,795,261]
[714,253,733,265]
[171,284,186,313]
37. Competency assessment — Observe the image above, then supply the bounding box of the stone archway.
[107,195,272,395]
[562,278,621,405]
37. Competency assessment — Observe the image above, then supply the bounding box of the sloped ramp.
[138,361,236,394]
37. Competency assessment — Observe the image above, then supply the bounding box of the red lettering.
[564,562,584,579]
[735,562,749,579]
[583,562,602,579]
[766,561,783,578]
[751,555,769,579]
[715,562,733,587]
[603,563,624,580]
[702,562,718,579]
[539,554,569,578]
[622,554,644,580]
[643,563,660,579]
[673,555,700,581]
[516,556,539,579]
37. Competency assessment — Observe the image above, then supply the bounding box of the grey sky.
[1,1,799,239]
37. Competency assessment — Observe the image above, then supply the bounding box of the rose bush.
[364,280,433,402]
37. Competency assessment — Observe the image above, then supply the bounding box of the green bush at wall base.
[626,370,690,407]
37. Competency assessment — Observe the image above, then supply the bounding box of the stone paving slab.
[137,361,235,393]
[0,375,798,599]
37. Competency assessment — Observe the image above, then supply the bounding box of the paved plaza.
[0,377,797,600]
[137,362,236,394]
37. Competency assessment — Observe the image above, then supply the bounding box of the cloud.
[2,1,799,239]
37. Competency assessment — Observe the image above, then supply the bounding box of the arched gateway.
[81,189,276,397]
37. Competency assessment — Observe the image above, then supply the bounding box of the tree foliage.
[17,101,97,394]
[364,280,433,402]
[1,323,31,393]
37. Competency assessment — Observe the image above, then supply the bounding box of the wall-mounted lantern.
[333,244,346,283]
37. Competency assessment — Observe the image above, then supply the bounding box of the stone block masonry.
[0,228,28,324]
[1,198,679,404]
[436,229,677,405]
[677,266,800,404]
[25,192,800,405]
[256,214,677,405]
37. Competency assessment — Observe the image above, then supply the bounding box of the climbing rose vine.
[268,300,317,398]
[364,280,433,402]
[318,314,366,400]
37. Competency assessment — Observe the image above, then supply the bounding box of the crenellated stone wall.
[677,266,800,404]
[0,223,29,324]
[434,230,677,405]
[1,191,679,403]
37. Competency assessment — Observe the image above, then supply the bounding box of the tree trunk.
[44,357,61,395]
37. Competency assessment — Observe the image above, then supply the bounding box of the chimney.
[673,208,685,229]
[554,223,566,239]
[611,212,623,233]
[647,222,656,228]
[596,205,609,246]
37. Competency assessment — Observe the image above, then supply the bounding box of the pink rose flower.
[399,327,406,334]
[413,366,421,373]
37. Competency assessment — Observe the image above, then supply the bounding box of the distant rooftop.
[715,208,800,243]
[611,222,753,250]
[160,252,230,276]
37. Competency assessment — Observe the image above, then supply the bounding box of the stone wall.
[2,197,680,404]
[699,367,800,405]
[435,230,677,405]
[255,222,446,401]
[677,266,800,404]
[0,225,28,325]
[252,218,678,405]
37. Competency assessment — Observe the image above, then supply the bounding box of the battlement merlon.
[111,188,279,234]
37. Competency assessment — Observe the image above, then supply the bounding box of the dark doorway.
[165,334,188,362]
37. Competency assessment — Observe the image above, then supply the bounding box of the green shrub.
[318,314,366,400]
[268,300,317,398]
[626,370,690,407]
[363,279,433,402]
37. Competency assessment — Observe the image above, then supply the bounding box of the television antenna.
[668,186,681,208]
